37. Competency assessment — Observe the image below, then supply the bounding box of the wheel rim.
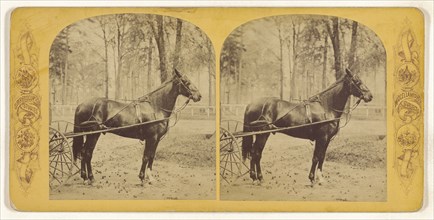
[49,121,79,189]
[220,120,249,184]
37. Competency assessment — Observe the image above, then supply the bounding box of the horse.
[71,69,201,185]
[241,68,373,185]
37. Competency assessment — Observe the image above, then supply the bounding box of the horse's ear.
[174,69,182,77]
[345,68,353,77]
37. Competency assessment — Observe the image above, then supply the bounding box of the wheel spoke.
[50,141,65,153]
[61,154,72,171]
[220,140,234,151]
[229,152,234,176]
[220,165,238,176]
[50,165,70,175]
[60,151,64,176]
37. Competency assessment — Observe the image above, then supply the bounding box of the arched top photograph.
[219,14,387,202]
[48,13,216,200]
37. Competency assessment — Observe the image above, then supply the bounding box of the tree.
[326,17,344,79]
[220,28,245,103]
[93,16,112,99]
[148,15,170,83]
[347,21,359,69]
[272,17,285,100]
[173,19,183,69]
[113,14,129,99]
[322,34,329,90]
[49,26,72,104]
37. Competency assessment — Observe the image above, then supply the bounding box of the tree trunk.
[155,15,169,83]
[236,27,243,104]
[347,21,358,69]
[147,36,153,92]
[103,28,109,99]
[278,27,284,100]
[322,34,328,90]
[115,19,123,100]
[326,17,343,80]
[208,41,213,106]
[61,32,69,104]
[62,57,68,104]
[173,19,183,70]
[290,22,298,100]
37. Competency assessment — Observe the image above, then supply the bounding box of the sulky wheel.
[220,120,249,184]
[49,121,79,189]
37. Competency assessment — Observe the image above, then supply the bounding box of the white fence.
[51,103,385,120]
[51,104,216,118]
[221,103,386,120]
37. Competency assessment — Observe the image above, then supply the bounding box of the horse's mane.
[308,74,350,112]
[310,75,347,100]
[137,75,176,101]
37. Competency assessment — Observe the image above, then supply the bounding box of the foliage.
[221,15,386,105]
[50,14,215,105]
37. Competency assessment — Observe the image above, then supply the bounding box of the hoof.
[88,179,95,186]
[310,180,316,188]
[253,180,261,186]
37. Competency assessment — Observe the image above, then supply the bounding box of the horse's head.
[174,69,202,102]
[345,68,373,102]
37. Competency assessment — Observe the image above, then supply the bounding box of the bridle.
[174,74,195,100]
[159,73,196,114]
[346,74,367,99]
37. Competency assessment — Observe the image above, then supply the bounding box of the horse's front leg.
[139,136,158,185]
[316,138,331,185]
[309,137,329,186]
[145,139,160,184]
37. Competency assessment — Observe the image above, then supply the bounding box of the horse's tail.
[241,124,253,162]
[72,107,84,162]
[72,129,83,163]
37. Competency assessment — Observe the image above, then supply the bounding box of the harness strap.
[134,102,143,123]
[304,102,312,123]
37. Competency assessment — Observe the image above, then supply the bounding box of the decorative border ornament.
[393,25,423,193]
[12,28,41,192]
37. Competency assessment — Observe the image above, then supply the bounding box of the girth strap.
[134,102,143,123]
[304,102,313,123]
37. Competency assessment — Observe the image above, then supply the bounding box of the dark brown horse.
[241,69,373,185]
[72,69,201,185]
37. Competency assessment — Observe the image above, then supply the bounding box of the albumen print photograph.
[220,15,386,201]
[49,13,216,200]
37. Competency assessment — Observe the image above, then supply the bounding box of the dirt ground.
[220,120,387,201]
[50,119,216,200]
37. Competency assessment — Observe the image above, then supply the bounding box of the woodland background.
[50,14,215,107]
[220,15,386,107]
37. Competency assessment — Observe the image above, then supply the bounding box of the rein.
[160,98,191,113]
[246,74,365,130]
[73,75,192,130]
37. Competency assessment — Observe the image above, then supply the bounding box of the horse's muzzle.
[363,93,373,102]
[191,93,202,102]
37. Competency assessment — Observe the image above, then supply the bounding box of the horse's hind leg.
[251,134,269,184]
[82,134,100,185]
